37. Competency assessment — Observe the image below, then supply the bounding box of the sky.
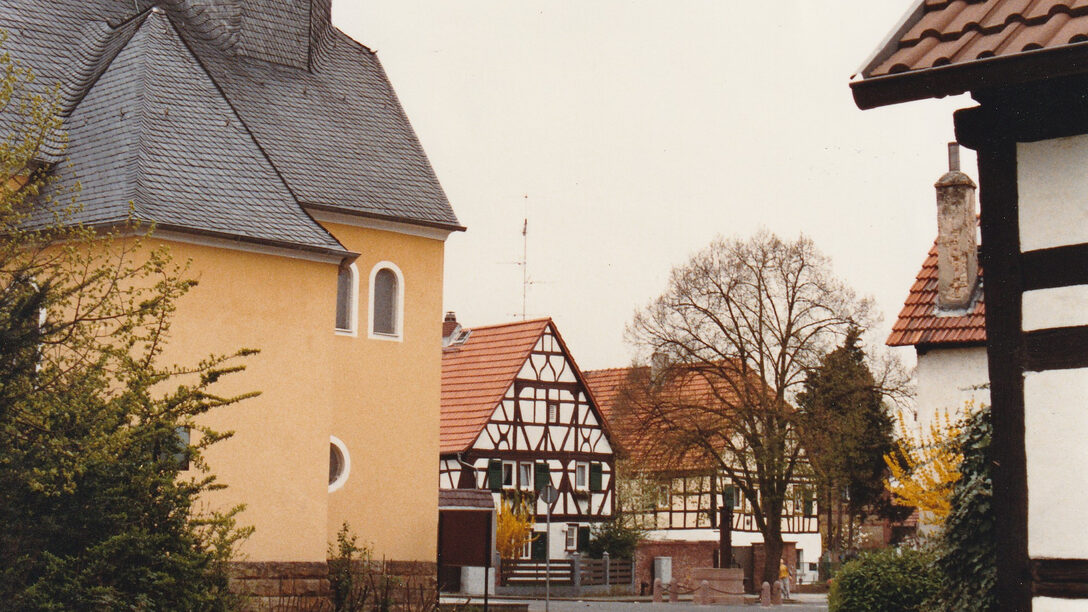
[332,1,978,371]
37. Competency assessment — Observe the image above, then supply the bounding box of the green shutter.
[724,485,735,510]
[531,535,547,560]
[488,459,503,492]
[578,526,591,552]
[804,491,815,517]
[589,462,603,492]
[534,462,550,492]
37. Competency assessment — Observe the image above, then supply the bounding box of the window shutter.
[589,462,603,492]
[804,492,815,517]
[488,459,503,492]
[534,462,550,492]
[531,536,547,560]
[578,526,591,552]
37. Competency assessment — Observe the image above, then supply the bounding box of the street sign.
[539,484,559,504]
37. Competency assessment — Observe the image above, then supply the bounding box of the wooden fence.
[499,555,633,589]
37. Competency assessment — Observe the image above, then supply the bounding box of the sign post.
[539,484,559,612]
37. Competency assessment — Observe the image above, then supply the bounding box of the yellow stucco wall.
[142,220,443,563]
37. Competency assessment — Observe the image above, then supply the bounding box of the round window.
[329,436,350,492]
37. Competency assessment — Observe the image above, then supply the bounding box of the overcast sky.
[332,1,978,371]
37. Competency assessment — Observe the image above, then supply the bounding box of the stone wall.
[229,560,437,611]
[230,561,331,611]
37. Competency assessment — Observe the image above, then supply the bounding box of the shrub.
[828,547,939,612]
[587,514,643,559]
[929,406,995,611]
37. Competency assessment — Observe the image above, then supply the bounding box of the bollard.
[760,581,771,607]
[696,580,709,605]
[669,582,679,603]
[653,578,663,603]
[771,579,783,605]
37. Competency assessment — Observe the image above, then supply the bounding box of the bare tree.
[621,231,872,584]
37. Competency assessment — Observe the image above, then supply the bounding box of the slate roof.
[1,0,461,255]
[887,242,987,347]
[852,0,1088,108]
[440,318,553,455]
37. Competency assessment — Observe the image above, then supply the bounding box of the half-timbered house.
[853,2,1088,608]
[583,366,820,588]
[440,316,616,560]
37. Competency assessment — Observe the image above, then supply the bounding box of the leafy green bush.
[828,547,939,612]
[929,406,995,611]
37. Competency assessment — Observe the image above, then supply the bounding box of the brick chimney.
[935,142,978,311]
[442,312,461,347]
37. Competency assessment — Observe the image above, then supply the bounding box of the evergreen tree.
[796,327,897,572]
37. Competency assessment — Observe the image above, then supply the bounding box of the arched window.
[368,262,404,340]
[335,262,358,334]
[329,436,351,492]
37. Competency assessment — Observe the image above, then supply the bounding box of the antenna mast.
[521,217,528,320]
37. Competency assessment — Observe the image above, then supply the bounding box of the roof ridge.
[460,317,553,332]
[37,12,151,163]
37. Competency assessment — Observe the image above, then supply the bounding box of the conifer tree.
[796,327,897,570]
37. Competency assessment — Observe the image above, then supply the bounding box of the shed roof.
[1,0,461,255]
[887,242,987,347]
[852,0,1088,108]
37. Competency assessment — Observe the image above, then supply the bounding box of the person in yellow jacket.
[779,559,793,600]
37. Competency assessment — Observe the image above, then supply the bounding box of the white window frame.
[575,461,589,491]
[657,484,671,509]
[565,524,578,551]
[519,462,534,490]
[329,436,351,493]
[368,261,404,341]
[335,262,359,336]
[502,460,516,489]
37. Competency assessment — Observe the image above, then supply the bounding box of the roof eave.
[852,42,1088,110]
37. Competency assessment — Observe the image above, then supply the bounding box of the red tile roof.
[440,318,551,455]
[887,242,987,347]
[584,364,760,473]
[853,0,1088,108]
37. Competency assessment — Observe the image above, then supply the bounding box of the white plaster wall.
[1025,368,1088,558]
[913,346,990,429]
[1033,597,1088,612]
[1023,285,1088,331]
[1017,135,1088,252]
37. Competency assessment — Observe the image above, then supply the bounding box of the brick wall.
[634,540,718,594]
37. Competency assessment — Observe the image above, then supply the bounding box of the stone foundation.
[634,540,718,594]
[230,561,332,611]
[229,560,437,611]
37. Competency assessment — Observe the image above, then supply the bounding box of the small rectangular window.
[657,484,670,509]
[575,462,589,490]
[565,524,578,551]
[174,426,190,471]
[519,462,533,490]
[547,401,558,423]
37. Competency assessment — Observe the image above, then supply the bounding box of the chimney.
[650,351,669,381]
[935,142,978,311]
[442,312,461,347]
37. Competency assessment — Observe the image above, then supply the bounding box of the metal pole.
[484,512,491,612]
[545,501,551,612]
